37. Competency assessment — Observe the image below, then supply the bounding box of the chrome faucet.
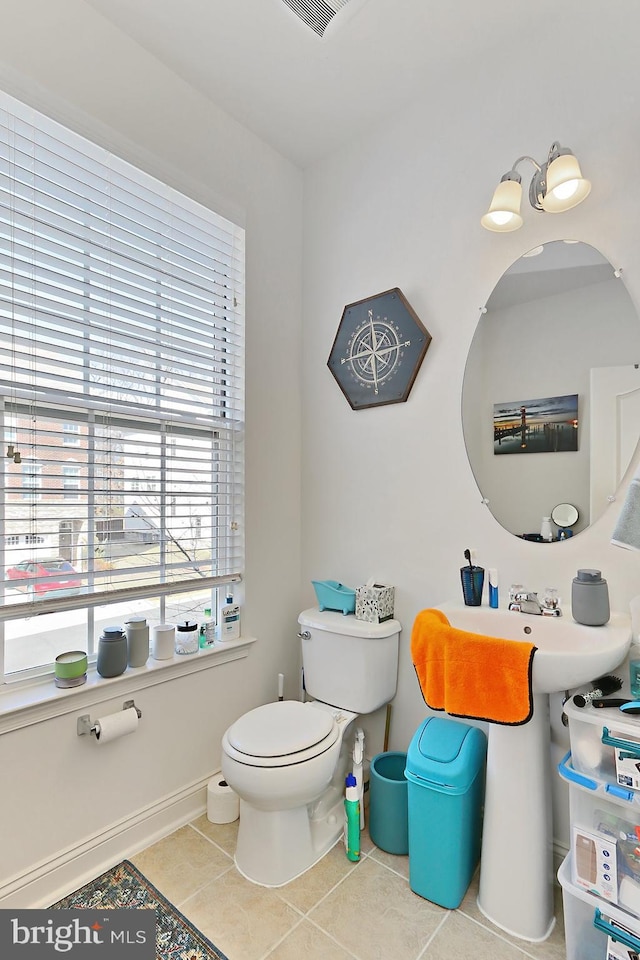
[509,590,562,616]
[509,591,543,615]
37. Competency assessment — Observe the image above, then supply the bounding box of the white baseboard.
[0,776,213,908]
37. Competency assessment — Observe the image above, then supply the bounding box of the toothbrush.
[620,701,640,715]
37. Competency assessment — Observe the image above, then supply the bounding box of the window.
[0,91,245,680]
[62,464,81,499]
[62,422,81,446]
[21,462,42,500]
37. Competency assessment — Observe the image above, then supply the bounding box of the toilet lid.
[226,701,337,759]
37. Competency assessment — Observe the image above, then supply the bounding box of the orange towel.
[411,608,537,726]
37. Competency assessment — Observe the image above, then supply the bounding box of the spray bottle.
[344,773,360,862]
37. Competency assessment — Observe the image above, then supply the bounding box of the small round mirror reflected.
[551,502,579,529]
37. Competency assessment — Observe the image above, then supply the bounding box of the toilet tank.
[298,607,401,714]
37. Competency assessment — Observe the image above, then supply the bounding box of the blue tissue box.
[311,580,356,615]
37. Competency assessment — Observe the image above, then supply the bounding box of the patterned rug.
[52,859,228,960]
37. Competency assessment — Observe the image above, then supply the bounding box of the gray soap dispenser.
[571,569,610,626]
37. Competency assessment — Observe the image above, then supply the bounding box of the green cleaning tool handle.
[344,773,360,862]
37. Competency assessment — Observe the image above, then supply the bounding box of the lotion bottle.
[344,773,360,862]
[571,569,610,626]
[219,593,241,641]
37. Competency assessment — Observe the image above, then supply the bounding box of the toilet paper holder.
[77,699,142,737]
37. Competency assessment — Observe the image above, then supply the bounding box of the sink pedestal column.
[477,692,555,942]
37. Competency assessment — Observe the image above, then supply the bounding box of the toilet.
[221,606,401,886]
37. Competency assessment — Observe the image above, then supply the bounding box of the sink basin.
[436,600,631,943]
[439,601,631,693]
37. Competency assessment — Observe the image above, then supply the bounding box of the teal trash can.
[368,751,409,855]
[405,716,487,908]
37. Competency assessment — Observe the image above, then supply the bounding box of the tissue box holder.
[355,584,395,623]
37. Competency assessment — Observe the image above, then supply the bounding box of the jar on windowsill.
[97,626,128,678]
[175,621,199,655]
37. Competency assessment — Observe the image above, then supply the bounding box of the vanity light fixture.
[481,142,591,233]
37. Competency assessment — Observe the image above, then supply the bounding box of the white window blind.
[0,90,245,628]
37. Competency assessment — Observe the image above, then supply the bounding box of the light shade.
[480,178,523,232]
[540,153,591,213]
[481,142,592,232]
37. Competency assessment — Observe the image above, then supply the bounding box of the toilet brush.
[352,728,365,829]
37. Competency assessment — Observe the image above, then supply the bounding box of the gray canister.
[97,625,128,677]
[571,569,610,626]
[125,616,149,667]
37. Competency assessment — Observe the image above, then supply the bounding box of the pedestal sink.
[438,601,631,942]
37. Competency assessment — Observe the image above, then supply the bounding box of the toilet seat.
[223,701,340,768]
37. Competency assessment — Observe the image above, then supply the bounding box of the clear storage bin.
[559,751,640,912]
[559,854,640,960]
[565,696,640,788]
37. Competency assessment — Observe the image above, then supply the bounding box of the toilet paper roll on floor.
[94,706,139,743]
[207,777,240,823]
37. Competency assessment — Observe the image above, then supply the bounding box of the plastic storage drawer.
[565,697,640,788]
[405,716,486,909]
[559,854,640,960]
[559,751,640,913]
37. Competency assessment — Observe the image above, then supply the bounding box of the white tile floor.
[126,814,566,960]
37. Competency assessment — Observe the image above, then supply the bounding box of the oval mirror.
[462,241,640,541]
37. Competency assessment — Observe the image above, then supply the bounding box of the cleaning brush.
[573,674,623,707]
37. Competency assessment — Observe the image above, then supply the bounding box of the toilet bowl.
[222,699,358,886]
[221,607,401,886]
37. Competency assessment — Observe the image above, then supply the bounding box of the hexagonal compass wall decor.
[328,287,432,410]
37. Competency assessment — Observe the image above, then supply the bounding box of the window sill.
[0,636,257,735]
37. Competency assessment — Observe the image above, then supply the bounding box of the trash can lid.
[406,716,486,792]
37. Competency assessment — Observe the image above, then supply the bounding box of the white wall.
[300,9,640,856]
[0,0,303,904]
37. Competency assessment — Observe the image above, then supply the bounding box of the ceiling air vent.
[281,0,355,38]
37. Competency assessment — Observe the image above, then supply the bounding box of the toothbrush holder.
[460,566,485,606]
